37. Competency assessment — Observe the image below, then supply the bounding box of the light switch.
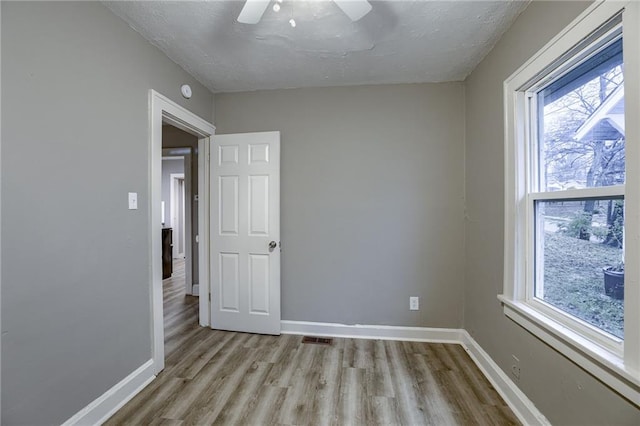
[128,192,138,210]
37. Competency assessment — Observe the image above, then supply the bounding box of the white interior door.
[211,131,281,335]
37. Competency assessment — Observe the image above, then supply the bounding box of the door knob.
[269,241,277,249]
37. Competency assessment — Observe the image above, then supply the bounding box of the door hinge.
[208,293,211,302]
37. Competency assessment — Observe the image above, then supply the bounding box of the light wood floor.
[106,261,519,425]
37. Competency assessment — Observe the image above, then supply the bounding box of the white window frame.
[501,0,639,406]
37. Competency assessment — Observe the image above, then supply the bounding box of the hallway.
[163,259,200,357]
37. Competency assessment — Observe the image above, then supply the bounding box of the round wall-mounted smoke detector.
[181,84,192,99]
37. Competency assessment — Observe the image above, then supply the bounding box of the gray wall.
[215,83,465,328]
[464,0,639,423]
[163,125,200,281]
[1,2,213,424]
[161,158,185,230]
[161,158,185,255]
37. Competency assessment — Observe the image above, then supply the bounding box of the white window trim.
[502,0,640,406]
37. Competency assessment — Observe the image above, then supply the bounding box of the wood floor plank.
[147,417,184,426]
[236,385,286,425]
[212,362,273,425]
[367,339,395,398]
[160,334,252,421]
[170,330,235,380]
[369,396,402,426]
[338,367,370,425]
[276,344,325,425]
[310,343,343,426]
[446,344,506,407]
[263,334,301,388]
[115,377,186,426]
[104,375,178,425]
[384,340,428,425]
[106,260,520,425]
[412,353,458,425]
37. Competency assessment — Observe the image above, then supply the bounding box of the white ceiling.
[104,0,529,93]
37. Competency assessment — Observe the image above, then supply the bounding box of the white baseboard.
[62,359,156,426]
[281,320,464,343]
[281,320,548,426]
[460,331,550,426]
[192,284,200,296]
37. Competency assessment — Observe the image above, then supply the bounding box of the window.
[502,0,639,405]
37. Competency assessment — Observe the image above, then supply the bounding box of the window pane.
[538,39,625,192]
[534,199,624,339]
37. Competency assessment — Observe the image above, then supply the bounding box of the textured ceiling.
[104,0,529,93]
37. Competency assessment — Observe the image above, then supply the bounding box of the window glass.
[538,40,625,192]
[534,199,624,339]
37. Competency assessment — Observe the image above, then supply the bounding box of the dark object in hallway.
[162,228,173,279]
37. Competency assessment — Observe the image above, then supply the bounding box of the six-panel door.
[210,132,281,335]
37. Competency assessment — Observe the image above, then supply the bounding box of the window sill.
[497,295,639,407]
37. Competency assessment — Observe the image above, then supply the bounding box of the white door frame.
[183,152,193,295]
[170,173,185,259]
[150,90,215,374]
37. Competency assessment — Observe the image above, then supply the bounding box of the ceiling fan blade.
[333,0,372,21]
[237,0,271,24]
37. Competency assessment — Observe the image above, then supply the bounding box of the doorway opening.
[162,138,195,296]
[150,90,215,374]
[161,123,201,361]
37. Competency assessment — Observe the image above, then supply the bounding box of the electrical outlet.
[511,355,521,381]
[409,296,419,311]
